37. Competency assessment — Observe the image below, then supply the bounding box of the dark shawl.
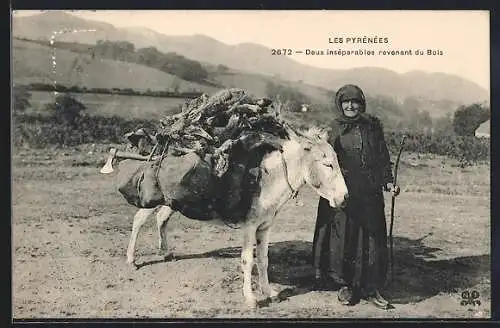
[327,85,394,190]
[312,85,393,285]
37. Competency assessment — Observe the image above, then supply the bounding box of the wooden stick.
[389,135,406,282]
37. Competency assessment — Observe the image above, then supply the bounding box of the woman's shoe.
[366,290,394,310]
[337,286,354,305]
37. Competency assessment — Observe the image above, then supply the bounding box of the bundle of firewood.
[150,88,288,176]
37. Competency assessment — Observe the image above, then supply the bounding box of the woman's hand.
[385,183,401,197]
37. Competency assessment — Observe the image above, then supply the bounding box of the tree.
[265,81,311,112]
[170,77,181,93]
[452,103,490,136]
[416,110,433,133]
[140,47,163,67]
[13,85,31,115]
[265,81,279,100]
[44,93,87,126]
[95,40,209,83]
[367,95,404,117]
[216,64,229,73]
[364,95,404,130]
[402,96,421,113]
[94,40,135,61]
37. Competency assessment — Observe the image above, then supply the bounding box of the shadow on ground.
[136,235,490,305]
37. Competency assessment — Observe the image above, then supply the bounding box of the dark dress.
[312,116,393,292]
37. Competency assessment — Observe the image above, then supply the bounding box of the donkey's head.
[287,126,348,208]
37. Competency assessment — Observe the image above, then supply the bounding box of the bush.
[13,113,158,148]
[452,103,490,137]
[43,93,87,126]
[385,132,489,163]
[265,81,311,112]
[12,113,490,165]
[13,86,32,115]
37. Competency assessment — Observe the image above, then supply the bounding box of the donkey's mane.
[302,126,327,140]
[285,123,328,142]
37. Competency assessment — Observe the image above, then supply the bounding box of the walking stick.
[389,135,405,282]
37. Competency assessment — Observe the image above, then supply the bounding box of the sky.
[12,10,490,90]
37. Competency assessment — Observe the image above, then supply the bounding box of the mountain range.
[12,11,489,106]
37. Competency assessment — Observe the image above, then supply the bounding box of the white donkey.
[102,127,348,308]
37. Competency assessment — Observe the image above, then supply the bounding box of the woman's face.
[341,99,361,118]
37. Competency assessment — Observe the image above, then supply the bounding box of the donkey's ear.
[318,130,328,141]
[274,94,283,119]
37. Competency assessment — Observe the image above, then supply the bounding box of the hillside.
[12,39,218,93]
[12,11,489,105]
[210,71,333,104]
[13,38,335,107]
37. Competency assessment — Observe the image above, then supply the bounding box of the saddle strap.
[279,150,298,199]
[153,140,171,177]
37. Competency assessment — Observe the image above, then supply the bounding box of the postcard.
[11,9,490,319]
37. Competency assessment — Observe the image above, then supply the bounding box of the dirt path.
[12,159,490,318]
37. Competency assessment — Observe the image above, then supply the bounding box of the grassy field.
[27,90,187,120]
[12,39,219,94]
[11,144,490,319]
[13,38,336,107]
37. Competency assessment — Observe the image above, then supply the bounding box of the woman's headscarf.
[334,84,367,132]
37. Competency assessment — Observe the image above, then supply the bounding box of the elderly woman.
[312,84,400,309]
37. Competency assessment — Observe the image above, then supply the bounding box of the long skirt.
[312,193,389,290]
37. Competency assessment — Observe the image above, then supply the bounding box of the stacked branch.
[137,88,290,176]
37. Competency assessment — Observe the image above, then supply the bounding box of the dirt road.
[12,147,490,318]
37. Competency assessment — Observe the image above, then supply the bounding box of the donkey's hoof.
[126,258,137,269]
[257,295,281,308]
[268,288,279,299]
[245,297,258,310]
[270,295,282,303]
[164,253,176,262]
[257,298,272,308]
[260,286,279,299]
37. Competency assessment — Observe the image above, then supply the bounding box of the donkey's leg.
[156,206,174,254]
[256,223,278,298]
[126,208,156,265]
[241,225,257,308]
